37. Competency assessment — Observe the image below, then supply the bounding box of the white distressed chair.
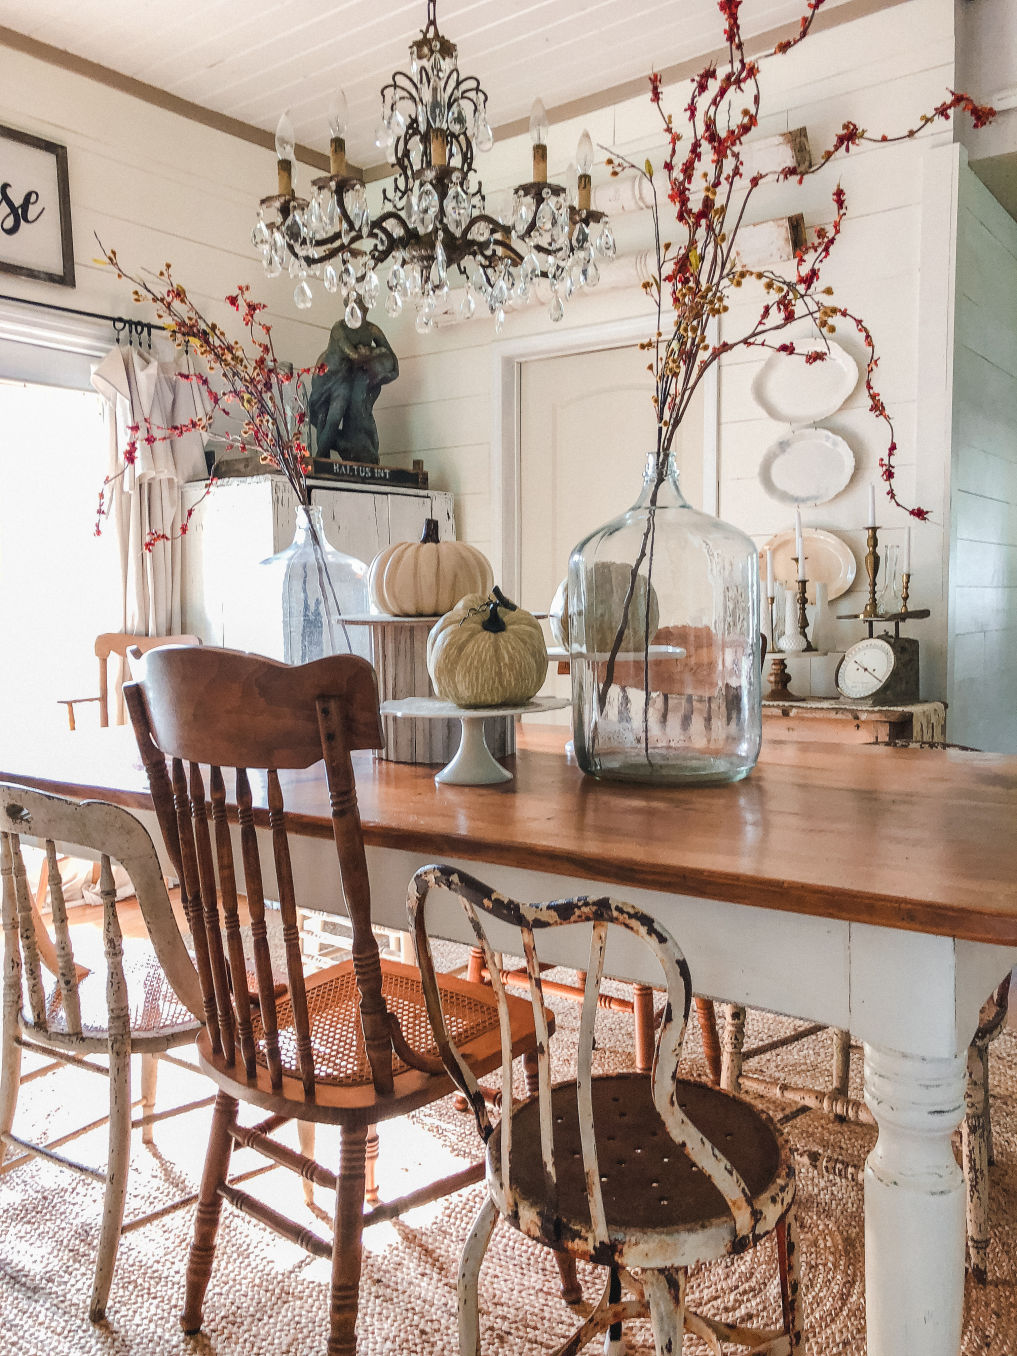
[409,864,803,1356]
[0,783,205,1321]
[719,976,1010,1284]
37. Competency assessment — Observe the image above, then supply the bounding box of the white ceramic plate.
[751,339,858,425]
[758,428,855,506]
[760,527,856,604]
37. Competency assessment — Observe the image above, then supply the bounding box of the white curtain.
[91,345,209,637]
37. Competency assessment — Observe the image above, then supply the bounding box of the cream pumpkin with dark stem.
[368,518,494,616]
[427,589,548,708]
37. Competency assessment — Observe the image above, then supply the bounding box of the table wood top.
[3,723,1016,946]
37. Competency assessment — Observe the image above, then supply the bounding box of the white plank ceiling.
[0,0,861,167]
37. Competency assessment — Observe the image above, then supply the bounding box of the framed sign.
[0,124,75,287]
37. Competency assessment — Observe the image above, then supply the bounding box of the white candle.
[797,548,807,581]
[765,548,775,595]
[794,505,804,559]
[904,525,911,574]
[867,484,876,528]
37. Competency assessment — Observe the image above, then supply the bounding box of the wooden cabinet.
[179,475,455,648]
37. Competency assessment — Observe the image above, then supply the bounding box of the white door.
[518,344,708,713]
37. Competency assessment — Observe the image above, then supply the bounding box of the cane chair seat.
[36,934,196,1045]
[490,1071,794,1270]
[195,955,537,1125]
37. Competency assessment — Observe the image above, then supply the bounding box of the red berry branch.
[607,0,993,523]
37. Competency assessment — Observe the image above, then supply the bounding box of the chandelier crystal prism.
[251,0,614,332]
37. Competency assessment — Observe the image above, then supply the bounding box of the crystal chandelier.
[250,0,615,333]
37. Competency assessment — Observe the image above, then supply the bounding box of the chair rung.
[228,1122,338,1191]
[738,1073,874,1124]
[0,1130,106,1182]
[794,1146,865,1185]
[741,1023,827,1062]
[362,1159,485,1228]
[122,1162,278,1234]
[490,968,636,1015]
[218,1182,333,1259]
[16,1038,110,1078]
[131,1094,215,1132]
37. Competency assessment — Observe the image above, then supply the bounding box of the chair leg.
[720,1004,746,1093]
[553,1250,582,1305]
[140,1052,158,1146]
[458,1194,499,1356]
[982,1044,995,1167]
[831,1028,851,1122]
[604,1265,625,1355]
[327,1124,368,1356]
[776,1210,804,1353]
[643,1268,686,1356]
[364,1125,380,1206]
[0,1003,22,1173]
[181,1090,238,1335]
[297,1118,316,1208]
[962,1041,990,1284]
[632,984,655,1076]
[90,1037,132,1322]
[694,997,722,1087]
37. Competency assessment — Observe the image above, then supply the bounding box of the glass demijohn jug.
[568,451,761,784]
[258,504,370,664]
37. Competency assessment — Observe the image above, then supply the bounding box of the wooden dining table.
[3,720,1016,1356]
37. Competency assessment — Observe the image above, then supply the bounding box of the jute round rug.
[2,962,1015,1355]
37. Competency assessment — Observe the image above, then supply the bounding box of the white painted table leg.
[863,1043,967,1356]
[436,716,513,786]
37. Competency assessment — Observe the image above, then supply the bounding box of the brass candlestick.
[862,525,880,619]
[900,571,910,617]
[790,558,815,652]
[765,653,799,702]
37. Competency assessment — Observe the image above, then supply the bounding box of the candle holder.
[790,558,815,652]
[899,571,910,618]
[862,525,880,619]
[765,653,799,702]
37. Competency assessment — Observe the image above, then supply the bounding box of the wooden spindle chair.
[0,783,205,1321]
[125,645,541,1356]
[58,632,201,731]
[409,864,803,1356]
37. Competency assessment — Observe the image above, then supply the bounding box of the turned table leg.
[863,1043,967,1356]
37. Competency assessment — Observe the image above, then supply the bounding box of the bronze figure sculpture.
[309,316,399,465]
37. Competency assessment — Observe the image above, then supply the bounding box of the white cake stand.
[380,695,570,785]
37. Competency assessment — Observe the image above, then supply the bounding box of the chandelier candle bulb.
[430,128,448,167]
[530,98,549,182]
[329,137,347,177]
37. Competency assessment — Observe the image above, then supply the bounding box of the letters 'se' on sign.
[0,124,75,288]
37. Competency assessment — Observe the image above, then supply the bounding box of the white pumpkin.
[549,563,659,653]
[368,519,494,616]
[427,589,548,708]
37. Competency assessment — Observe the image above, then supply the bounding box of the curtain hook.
[113,317,127,345]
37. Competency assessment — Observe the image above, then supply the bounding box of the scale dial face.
[836,637,896,699]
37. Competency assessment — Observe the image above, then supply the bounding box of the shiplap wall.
[363,0,965,704]
[0,44,332,376]
[948,159,1017,751]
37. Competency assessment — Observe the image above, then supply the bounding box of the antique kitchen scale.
[835,521,928,704]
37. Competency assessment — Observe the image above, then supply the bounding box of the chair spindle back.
[409,864,761,1240]
[125,646,391,1097]
[0,784,203,1043]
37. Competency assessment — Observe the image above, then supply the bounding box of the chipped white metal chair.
[0,783,205,1321]
[409,865,803,1356]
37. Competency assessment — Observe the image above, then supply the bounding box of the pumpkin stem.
[490,585,517,611]
[481,601,508,633]
[420,518,440,544]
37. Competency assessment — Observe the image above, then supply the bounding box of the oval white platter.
[758,428,855,506]
[760,526,856,604]
[751,339,858,425]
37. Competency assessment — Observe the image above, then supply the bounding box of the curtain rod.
[0,291,168,347]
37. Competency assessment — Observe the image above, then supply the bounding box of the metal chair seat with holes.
[409,865,803,1356]
[0,784,205,1323]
